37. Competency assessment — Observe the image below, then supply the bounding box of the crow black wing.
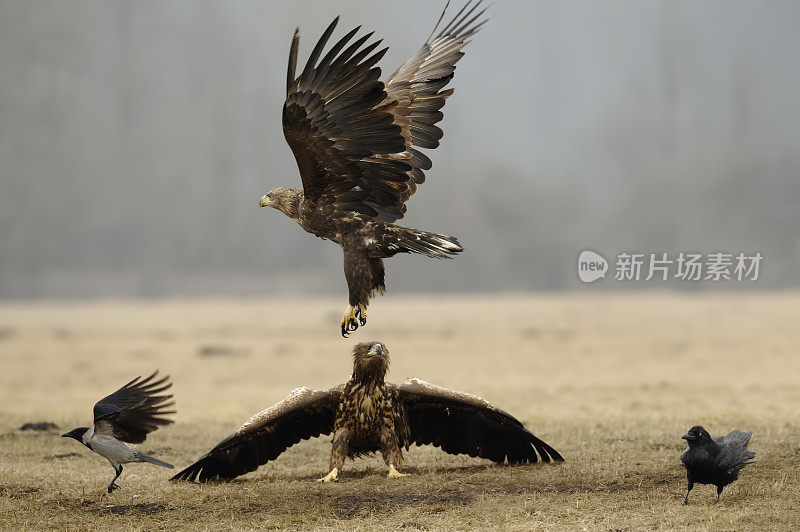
[716,430,755,474]
[392,378,563,464]
[171,386,342,482]
[92,371,174,444]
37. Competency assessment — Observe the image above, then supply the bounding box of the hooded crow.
[680,425,755,504]
[62,371,175,493]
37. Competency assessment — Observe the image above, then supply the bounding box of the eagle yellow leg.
[317,467,339,483]
[387,464,408,479]
[340,304,367,337]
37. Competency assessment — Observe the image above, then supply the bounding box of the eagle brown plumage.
[258,2,488,336]
[170,341,563,483]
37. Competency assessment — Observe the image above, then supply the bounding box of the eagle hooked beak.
[259,195,270,208]
[369,343,384,356]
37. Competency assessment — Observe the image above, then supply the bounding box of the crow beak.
[681,433,691,440]
[61,433,69,438]
[259,195,270,208]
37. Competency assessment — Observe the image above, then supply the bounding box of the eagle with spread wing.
[258,2,488,336]
[171,341,563,483]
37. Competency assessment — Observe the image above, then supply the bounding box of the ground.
[0,293,798,530]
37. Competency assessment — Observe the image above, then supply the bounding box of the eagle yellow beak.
[259,195,270,208]
[368,343,385,356]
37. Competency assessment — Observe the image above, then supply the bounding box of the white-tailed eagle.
[259,2,488,336]
[171,342,563,483]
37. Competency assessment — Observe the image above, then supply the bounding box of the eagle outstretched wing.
[392,378,563,464]
[171,386,343,482]
[381,0,488,218]
[92,371,174,444]
[282,1,488,221]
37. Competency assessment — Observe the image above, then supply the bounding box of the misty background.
[1,0,798,299]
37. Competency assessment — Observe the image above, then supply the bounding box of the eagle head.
[352,341,390,383]
[259,187,302,219]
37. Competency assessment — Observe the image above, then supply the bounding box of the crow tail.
[136,452,174,469]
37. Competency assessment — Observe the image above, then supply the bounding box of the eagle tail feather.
[395,228,462,259]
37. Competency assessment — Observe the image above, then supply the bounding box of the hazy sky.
[1,1,798,297]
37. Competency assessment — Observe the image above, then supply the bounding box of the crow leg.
[716,485,723,503]
[683,481,693,505]
[107,465,123,494]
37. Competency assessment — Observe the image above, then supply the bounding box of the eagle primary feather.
[260,2,488,336]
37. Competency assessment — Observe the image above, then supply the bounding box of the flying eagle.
[258,2,488,337]
[171,341,563,483]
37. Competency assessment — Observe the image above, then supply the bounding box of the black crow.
[680,425,755,504]
[62,371,175,493]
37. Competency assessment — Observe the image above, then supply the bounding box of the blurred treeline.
[1,1,798,298]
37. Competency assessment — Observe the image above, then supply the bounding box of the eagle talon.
[317,467,339,483]
[387,464,407,479]
[341,305,364,336]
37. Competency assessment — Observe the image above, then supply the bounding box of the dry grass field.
[1,293,799,530]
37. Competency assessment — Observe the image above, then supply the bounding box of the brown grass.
[1,293,799,530]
